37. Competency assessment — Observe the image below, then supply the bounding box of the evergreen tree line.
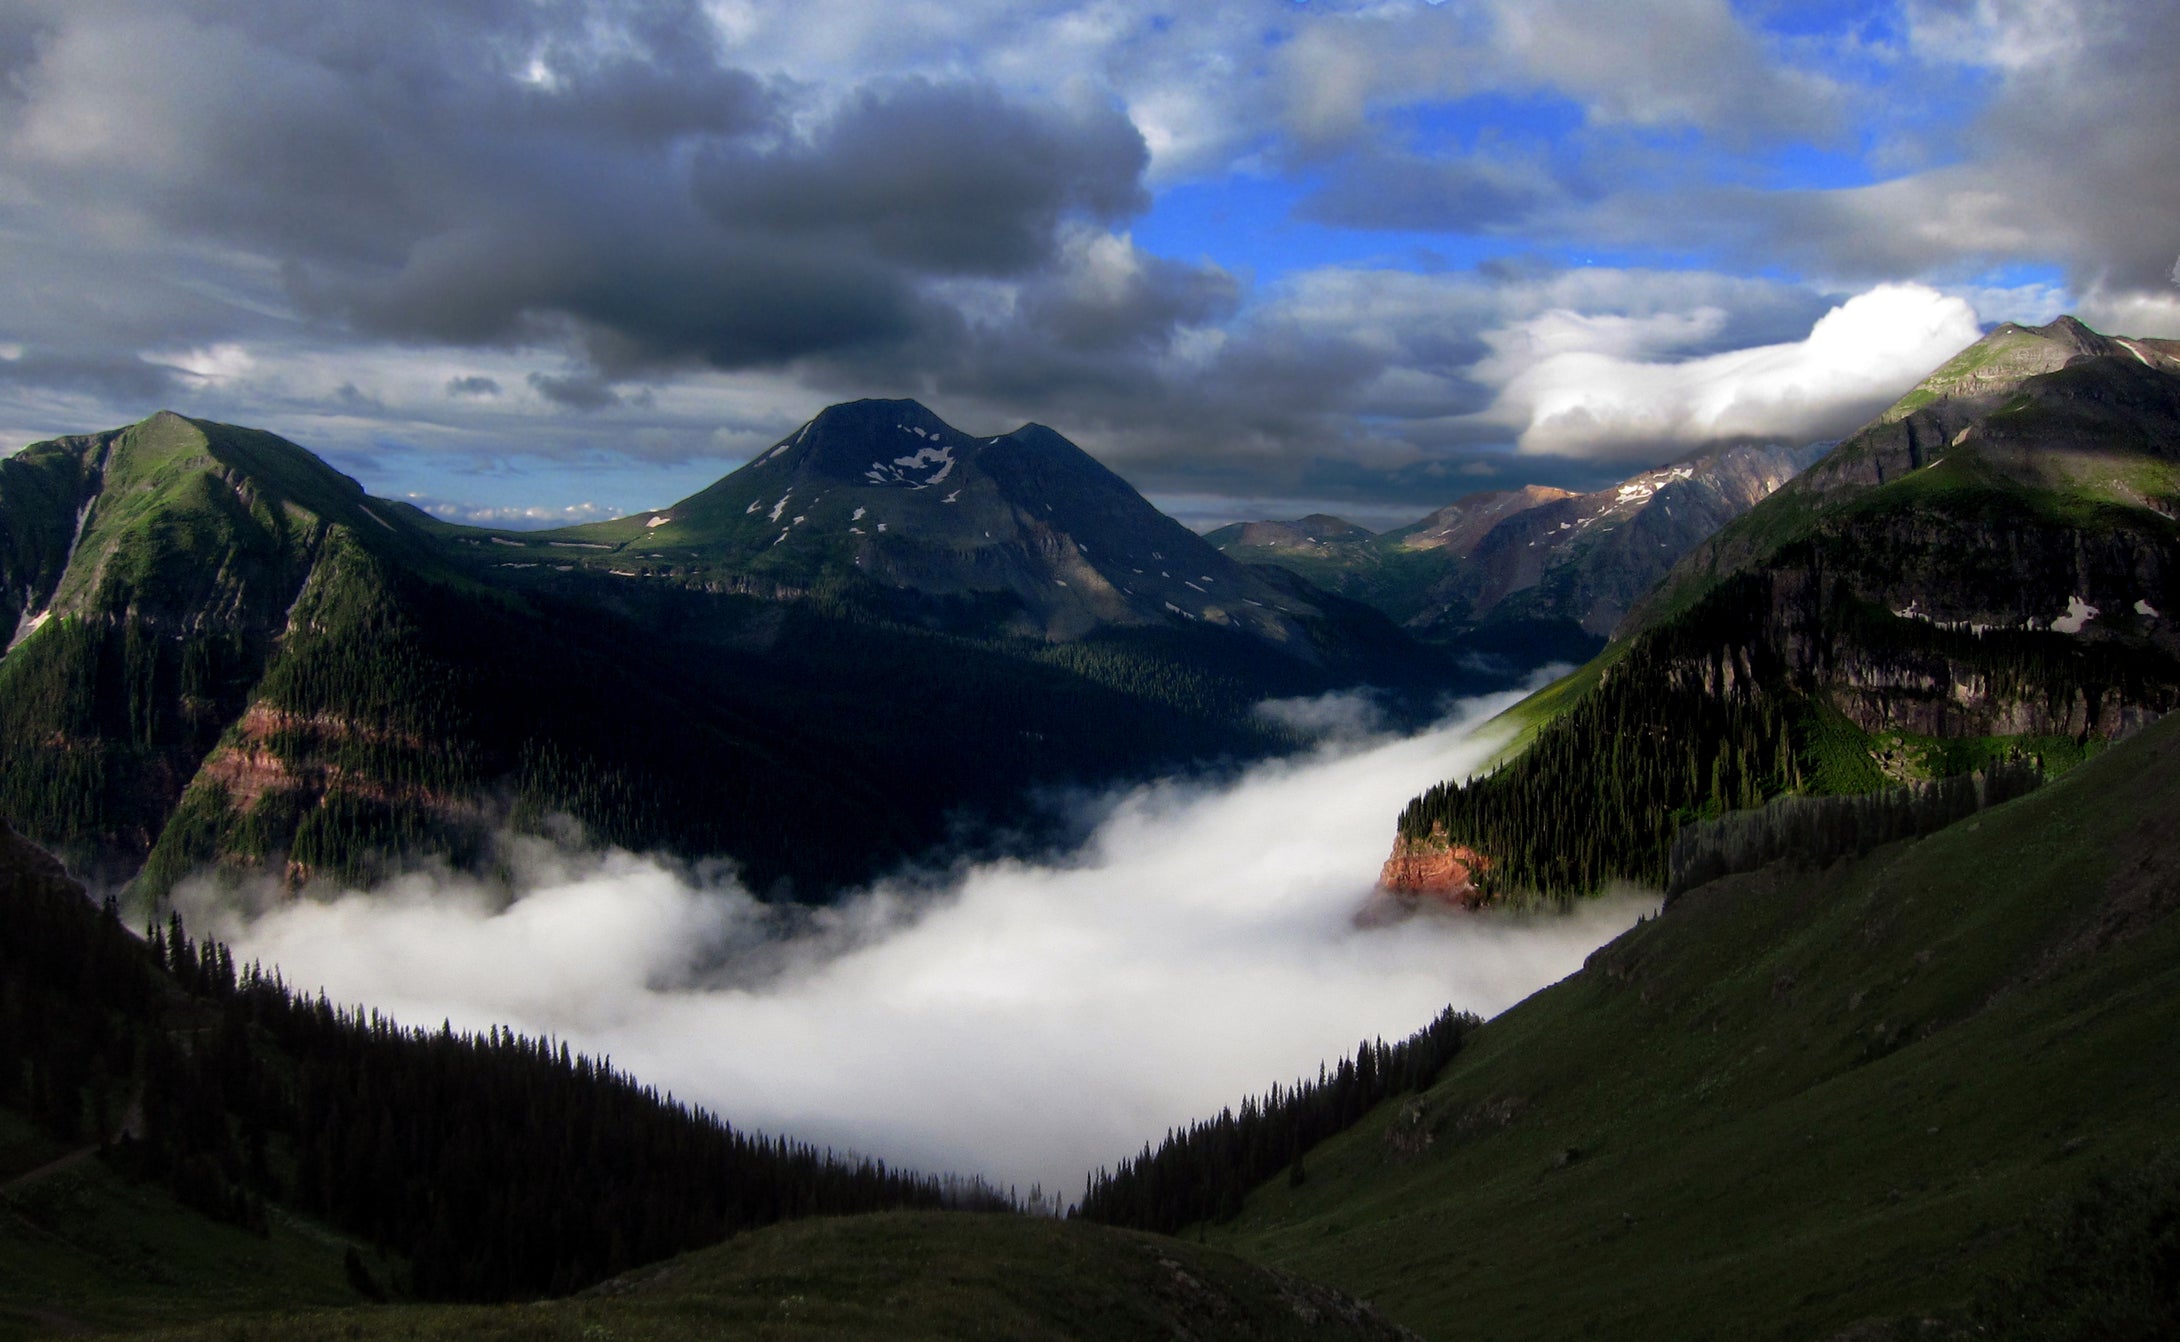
[1392,563,2179,903]
[1397,634,1799,898]
[78,525,1315,903]
[1664,758,2045,898]
[0,822,1006,1304]
[1077,1006,1479,1234]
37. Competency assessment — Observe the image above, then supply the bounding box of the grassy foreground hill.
[72,1213,1418,1342]
[1207,705,2180,1339]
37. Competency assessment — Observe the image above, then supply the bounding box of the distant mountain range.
[0,402,1452,899]
[1386,315,2180,902]
[1208,440,1821,667]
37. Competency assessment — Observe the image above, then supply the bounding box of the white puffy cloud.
[1478,283,1983,459]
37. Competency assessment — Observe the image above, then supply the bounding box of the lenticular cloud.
[182,685,1649,1198]
[1488,283,1984,459]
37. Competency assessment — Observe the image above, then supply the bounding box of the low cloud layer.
[180,690,1650,1199]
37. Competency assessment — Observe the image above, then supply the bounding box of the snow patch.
[490,536,525,547]
[942,489,961,504]
[864,444,955,487]
[2051,595,2099,634]
[852,507,866,521]
[768,493,792,524]
[548,542,611,550]
[645,514,671,528]
[772,529,791,547]
[745,500,763,515]
[498,562,539,569]
[792,515,806,526]
[877,522,888,532]
[359,506,395,532]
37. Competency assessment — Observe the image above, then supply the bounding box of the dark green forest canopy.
[0,819,998,1308]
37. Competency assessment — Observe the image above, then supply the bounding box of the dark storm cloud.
[0,347,183,403]
[296,77,1168,376]
[885,263,1840,515]
[0,0,1180,393]
[445,376,502,399]
[527,370,621,412]
[694,79,1148,277]
[1931,2,2180,295]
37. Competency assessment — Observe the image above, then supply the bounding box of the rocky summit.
[1210,440,1818,665]
[529,398,1396,661]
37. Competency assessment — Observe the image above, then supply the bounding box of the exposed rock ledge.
[1377,826,1493,907]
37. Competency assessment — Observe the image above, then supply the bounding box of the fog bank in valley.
[181,685,1652,1199]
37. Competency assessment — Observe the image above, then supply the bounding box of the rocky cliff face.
[1382,485,1576,559]
[1377,828,1493,906]
[1416,441,1819,640]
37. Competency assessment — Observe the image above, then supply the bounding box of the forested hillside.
[0,818,981,1312]
[1384,317,2180,903]
[0,409,1455,901]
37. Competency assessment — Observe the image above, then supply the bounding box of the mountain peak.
[559,399,1402,654]
[1206,515,1376,553]
[2029,312,2110,348]
[1389,484,1576,557]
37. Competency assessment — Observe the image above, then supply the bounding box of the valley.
[9,4,2180,1336]
[6,313,2180,1342]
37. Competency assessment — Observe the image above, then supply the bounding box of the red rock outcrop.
[1377,827,1494,908]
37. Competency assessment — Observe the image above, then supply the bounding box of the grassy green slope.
[86,1212,1417,1342]
[1,1146,369,1342]
[1217,708,2180,1340]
